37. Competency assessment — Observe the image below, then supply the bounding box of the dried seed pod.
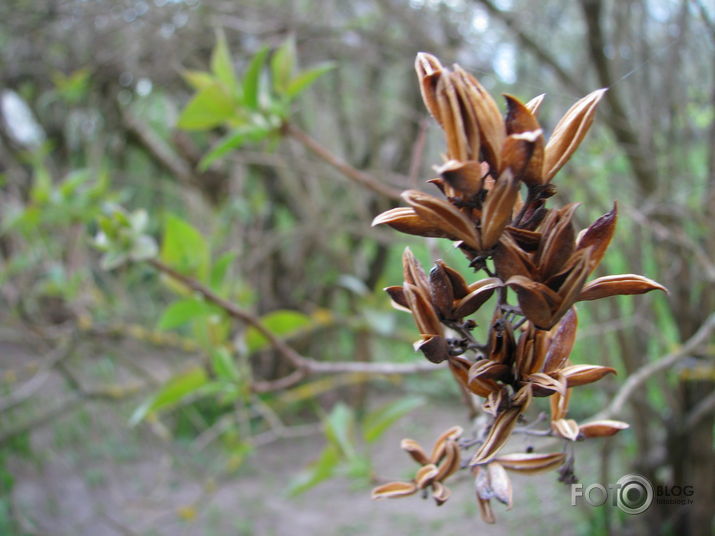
[402,247,430,292]
[524,93,546,116]
[429,262,455,318]
[493,233,536,280]
[384,285,409,311]
[452,66,506,174]
[481,170,519,250]
[578,274,668,301]
[579,420,629,438]
[551,418,580,441]
[543,308,578,372]
[434,441,461,481]
[487,462,513,508]
[576,203,618,274]
[535,203,579,280]
[494,452,566,474]
[431,481,452,506]
[470,406,524,466]
[415,464,440,489]
[550,388,572,421]
[454,277,502,318]
[499,130,543,185]
[436,259,470,299]
[560,364,616,387]
[506,275,561,330]
[429,425,464,463]
[414,334,450,364]
[404,283,442,337]
[402,190,482,250]
[435,71,469,161]
[372,481,418,499]
[415,52,444,126]
[544,88,607,180]
[401,438,431,465]
[372,207,455,239]
[437,160,484,197]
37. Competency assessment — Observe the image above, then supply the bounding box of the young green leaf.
[285,62,335,99]
[324,403,357,460]
[271,37,296,95]
[362,396,425,443]
[244,309,311,353]
[286,444,340,496]
[157,298,209,330]
[160,214,209,277]
[181,70,216,91]
[177,82,236,131]
[198,124,273,171]
[243,45,270,110]
[209,251,238,292]
[211,347,240,382]
[129,367,208,425]
[210,29,239,95]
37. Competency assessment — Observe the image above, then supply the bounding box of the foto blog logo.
[571,474,670,514]
[571,474,695,514]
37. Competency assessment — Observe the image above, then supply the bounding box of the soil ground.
[1,336,608,536]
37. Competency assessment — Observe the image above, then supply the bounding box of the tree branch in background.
[475,0,586,95]
[580,0,658,194]
[120,107,195,185]
[283,122,404,201]
[596,312,715,420]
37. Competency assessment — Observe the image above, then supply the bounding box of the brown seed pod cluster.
[370,53,667,522]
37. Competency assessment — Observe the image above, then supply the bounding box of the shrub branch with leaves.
[369,53,667,522]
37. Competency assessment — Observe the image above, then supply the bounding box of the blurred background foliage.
[0,0,713,534]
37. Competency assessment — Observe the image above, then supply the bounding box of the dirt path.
[3,337,596,535]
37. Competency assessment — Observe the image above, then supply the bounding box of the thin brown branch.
[580,0,658,194]
[149,258,309,370]
[148,259,443,379]
[475,0,586,95]
[283,122,403,201]
[595,312,715,420]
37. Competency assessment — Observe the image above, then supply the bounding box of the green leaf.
[181,70,216,91]
[157,298,209,330]
[324,403,356,459]
[160,214,209,277]
[198,124,273,171]
[129,367,208,425]
[271,37,296,95]
[244,310,311,353]
[345,454,372,480]
[209,251,237,292]
[211,347,240,382]
[29,163,52,205]
[177,82,235,131]
[210,29,239,95]
[243,46,270,109]
[285,62,335,99]
[362,396,424,443]
[286,444,340,496]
